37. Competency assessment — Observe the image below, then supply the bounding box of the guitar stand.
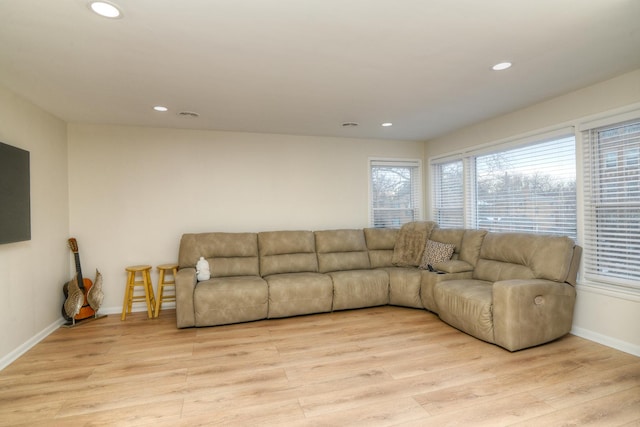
[61,314,108,328]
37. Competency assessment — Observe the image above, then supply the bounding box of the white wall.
[425,68,640,355]
[67,124,424,313]
[0,85,69,368]
[425,69,640,158]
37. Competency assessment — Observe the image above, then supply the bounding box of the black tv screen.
[0,141,31,244]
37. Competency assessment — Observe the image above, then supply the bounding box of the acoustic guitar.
[62,238,95,321]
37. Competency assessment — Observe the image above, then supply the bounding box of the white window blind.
[432,160,464,228]
[582,119,640,290]
[475,136,576,238]
[369,159,422,228]
[431,134,576,237]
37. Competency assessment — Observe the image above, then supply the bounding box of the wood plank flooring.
[0,306,638,426]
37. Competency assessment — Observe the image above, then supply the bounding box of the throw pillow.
[419,240,455,270]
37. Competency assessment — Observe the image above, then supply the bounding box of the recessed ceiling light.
[89,1,122,18]
[381,122,393,127]
[492,62,512,71]
[153,106,168,112]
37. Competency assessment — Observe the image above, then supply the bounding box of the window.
[369,159,422,228]
[432,160,464,228]
[582,119,640,291]
[475,137,576,237]
[431,133,576,238]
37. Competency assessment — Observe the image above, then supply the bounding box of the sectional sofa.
[175,222,581,351]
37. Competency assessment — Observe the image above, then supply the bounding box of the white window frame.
[578,108,640,295]
[368,158,423,228]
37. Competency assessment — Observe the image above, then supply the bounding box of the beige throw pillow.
[420,240,455,269]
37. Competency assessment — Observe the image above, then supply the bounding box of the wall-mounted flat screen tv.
[0,141,31,244]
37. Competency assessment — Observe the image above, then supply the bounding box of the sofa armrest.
[175,267,197,328]
[433,260,473,274]
[493,279,576,351]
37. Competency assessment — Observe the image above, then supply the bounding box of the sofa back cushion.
[364,228,399,268]
[178,232,260,277]
[258,230,319,276]
[315,229,371,273]
[459,229,488,266]
[429,228,465,260]
[473,232,575,283]
[425,228,486,266]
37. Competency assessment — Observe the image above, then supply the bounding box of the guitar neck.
[74,252,85,290]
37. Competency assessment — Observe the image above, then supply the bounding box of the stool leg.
[142,269,154,318]
[147,269,156,317]
[128,274,136,314]
[121,271,134,320]
[154,269,165,318]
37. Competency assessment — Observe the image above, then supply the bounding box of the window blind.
[431,134,576,237]
[369,159,422,228]
[582,119,640,290]
[432,160,464,228]
[475,136,576,238]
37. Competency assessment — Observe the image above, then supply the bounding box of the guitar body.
[62,278,95,321]
[62,238,96,321]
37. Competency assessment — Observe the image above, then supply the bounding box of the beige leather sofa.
[175,222,581,351]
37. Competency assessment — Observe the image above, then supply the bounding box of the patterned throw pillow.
[419,240,455,270]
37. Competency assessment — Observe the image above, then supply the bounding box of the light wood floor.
[0,306,638,426]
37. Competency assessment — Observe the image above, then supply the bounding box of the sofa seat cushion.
[385,267,423,309]
[329,269,389,310]
[265,272,333,318]
[434,279,494,343]
[420,271,474,313]
[193,276,268,326]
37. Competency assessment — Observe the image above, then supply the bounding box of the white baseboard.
[0,318,65,371]
[571,326,640,357]
[0,303,175,371]
[99,303,176,315]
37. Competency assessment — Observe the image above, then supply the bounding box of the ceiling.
[1,0,639,141]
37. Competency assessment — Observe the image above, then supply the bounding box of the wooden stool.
[154,263,178,317]
[121,265,156,320]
